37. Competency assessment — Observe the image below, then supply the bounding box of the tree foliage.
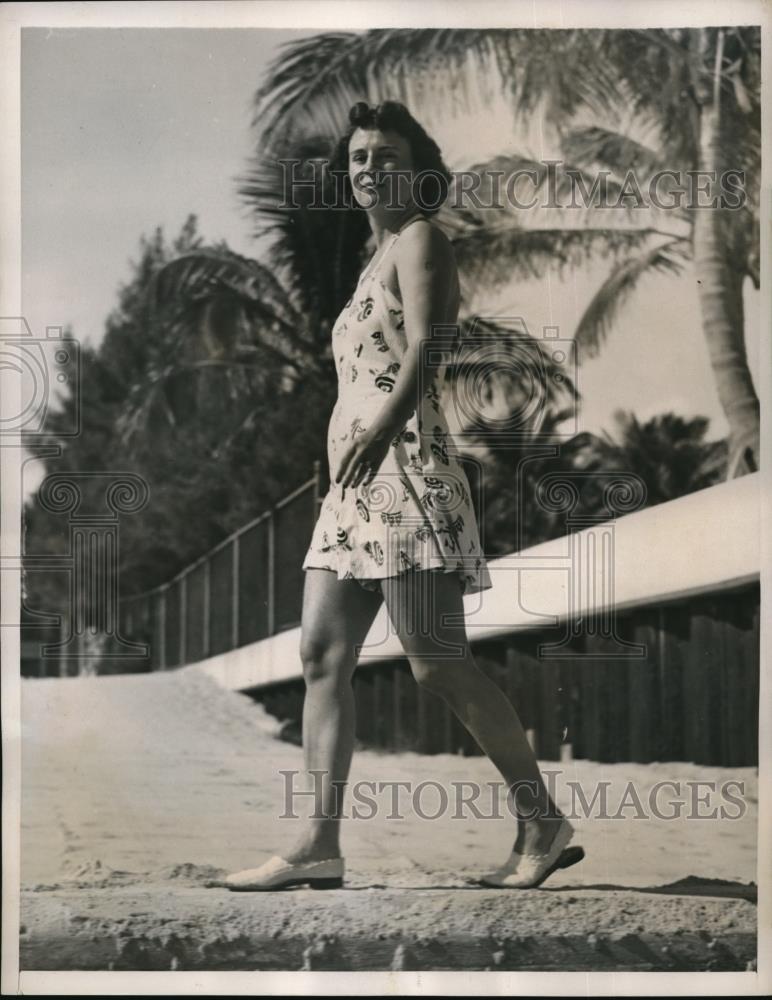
[22,216,333,634]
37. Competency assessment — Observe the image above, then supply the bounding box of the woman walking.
[225,101,582,891]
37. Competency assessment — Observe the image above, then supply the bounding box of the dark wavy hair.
[329,101,452,216]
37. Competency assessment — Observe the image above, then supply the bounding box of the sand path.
[18,666,758,971]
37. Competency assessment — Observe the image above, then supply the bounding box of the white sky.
[20,27,761,498]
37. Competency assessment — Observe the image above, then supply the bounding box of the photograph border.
[1,1,770,995]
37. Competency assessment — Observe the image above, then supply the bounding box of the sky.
[20,27,761,498]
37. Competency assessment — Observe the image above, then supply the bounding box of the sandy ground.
[17,666,758,971]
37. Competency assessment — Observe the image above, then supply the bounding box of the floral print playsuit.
[301,216,493,597]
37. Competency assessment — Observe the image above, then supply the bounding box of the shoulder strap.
[369,214,428,278]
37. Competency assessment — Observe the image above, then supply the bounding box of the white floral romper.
[302,217,493,597]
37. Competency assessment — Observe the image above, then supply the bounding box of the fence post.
[158,588,166,671]
[231,535,240,651]
[59,609,67,677]
[203,557,211,659]
[393,666,403,751]
[179,572,187,665]
[267,513,275,636]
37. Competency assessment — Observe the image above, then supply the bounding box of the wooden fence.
[23,468,760,766]
[258,581,760,766]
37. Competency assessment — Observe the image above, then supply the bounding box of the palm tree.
[474,407,726,553]
[576,27,760,478]
[596,410,728,502]
[247,26,760,478]
[120,238,335,445]
[131,136,581,469]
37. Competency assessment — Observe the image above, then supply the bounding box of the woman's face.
[348,127,414,210]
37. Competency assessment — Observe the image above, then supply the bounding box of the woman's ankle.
[284,827,341,861]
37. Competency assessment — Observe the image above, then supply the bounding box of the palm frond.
[451,152,691,244]
[561,127,666,179]
[148,246,295,325]
[235,136,370,321]
[574,239,690,357]
[145,245,324,364]
[251,29,634,155]
[442,312,579,435]
[115,363,182,444]
[557,128,695,232]
[251,30,483,151]
[451,224,660,296]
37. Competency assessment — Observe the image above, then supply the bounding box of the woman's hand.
[335,428,393,491]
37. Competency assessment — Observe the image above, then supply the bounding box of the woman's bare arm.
[366,222,458,444]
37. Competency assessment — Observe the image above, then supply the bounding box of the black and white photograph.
[1,0,770,994]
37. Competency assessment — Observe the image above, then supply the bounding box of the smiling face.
[348,127,415,210]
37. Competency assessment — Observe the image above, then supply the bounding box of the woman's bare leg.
[380,568,564,854]
[281,568,383,864]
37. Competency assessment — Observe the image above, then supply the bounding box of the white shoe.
[223,854,344,891]
[479,816,579,889]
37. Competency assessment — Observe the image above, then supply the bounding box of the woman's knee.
[409,657,469,697]
[299,636,352,685]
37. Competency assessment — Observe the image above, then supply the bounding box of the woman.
[225,102,582,892]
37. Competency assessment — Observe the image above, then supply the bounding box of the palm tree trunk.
[692,29,760,478]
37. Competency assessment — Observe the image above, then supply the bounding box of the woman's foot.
[513,812,568,856]
[222,828,345,891]
[223,854,345,891]
[280,830,342,865]
[479,814,577,888]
